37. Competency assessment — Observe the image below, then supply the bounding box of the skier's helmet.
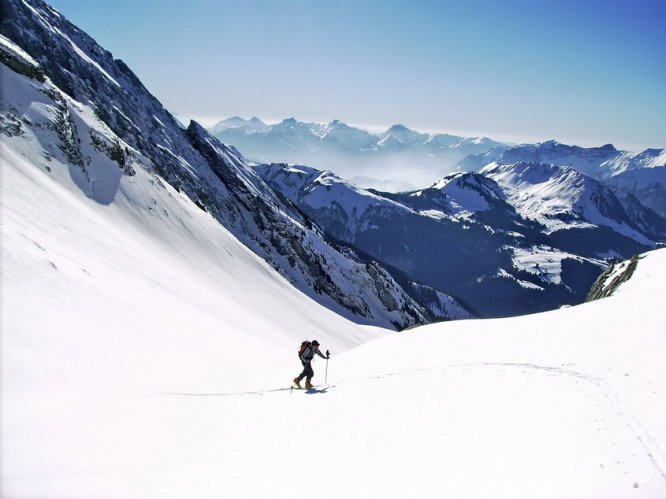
[312,340,320,347]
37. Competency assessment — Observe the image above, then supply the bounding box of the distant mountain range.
[209,116,505,191]
[460,140,666,218]
[211,119,666,220]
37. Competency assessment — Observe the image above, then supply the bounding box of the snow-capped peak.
[380,123,424,145]
[483,162,659,244]
[209,116,267,134]
[423,172,506,214]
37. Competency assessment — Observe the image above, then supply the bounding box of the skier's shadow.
[305,387,329,395]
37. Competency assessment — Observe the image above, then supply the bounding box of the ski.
[291,384,333,392]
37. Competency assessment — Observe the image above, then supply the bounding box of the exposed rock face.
[586,255,642,302]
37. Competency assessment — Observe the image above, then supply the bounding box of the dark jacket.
[300,345,327,363]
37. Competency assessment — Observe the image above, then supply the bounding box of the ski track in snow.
[153,361,666,483]
[157,385,334,397]
[362,362,666,481]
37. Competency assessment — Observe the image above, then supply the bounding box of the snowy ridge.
[422,172,507,217]
[209,115,266,134]
[500,140,622,178]
[318,119,377,149]
[481,267,545,290]
[608,166,666,219]
[255,162,414,234]
[482,161,661,246]
[0,32,38,66]
[482,162,601,233]
[601,147,666,176]
[496,140,666,179]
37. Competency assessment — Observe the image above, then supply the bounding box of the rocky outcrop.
[586,254,642,302]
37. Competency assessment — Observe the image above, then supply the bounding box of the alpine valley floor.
[2,140,666,497]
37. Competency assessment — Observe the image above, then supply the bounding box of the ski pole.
[325,350,330,384]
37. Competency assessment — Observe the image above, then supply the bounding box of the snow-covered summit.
[427,172,507,214]
[483,162,666,248]
[209,116,266,134]
[380,123,424,145]
[318,119,377,149]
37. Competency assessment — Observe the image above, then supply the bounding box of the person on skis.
[293,340,329,389]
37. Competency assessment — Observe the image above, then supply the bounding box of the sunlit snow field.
[2,122,666,497]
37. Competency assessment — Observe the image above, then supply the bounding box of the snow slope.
[0,120,383,386]
[3,134,665,498]
[1,98,387,494]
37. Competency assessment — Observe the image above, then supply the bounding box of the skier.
[293,340,329,389]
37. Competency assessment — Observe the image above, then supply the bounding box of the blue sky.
[47,0,665,149]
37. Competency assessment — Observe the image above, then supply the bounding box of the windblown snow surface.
[2,63,666,499]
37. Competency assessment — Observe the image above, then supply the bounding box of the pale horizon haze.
[46,0,665,151]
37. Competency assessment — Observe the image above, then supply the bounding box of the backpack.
[298,341,311,358]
